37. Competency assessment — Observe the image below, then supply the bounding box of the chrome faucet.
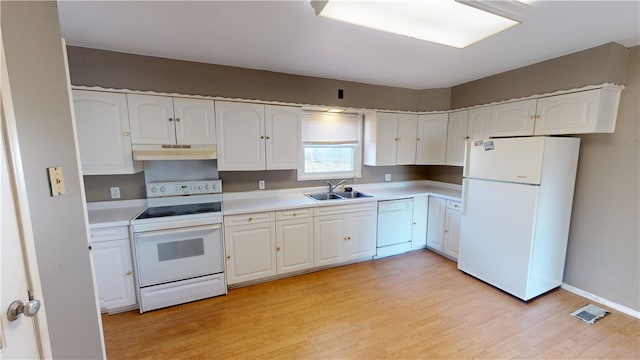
[327,179,347,193]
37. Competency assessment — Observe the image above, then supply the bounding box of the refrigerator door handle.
[461,178,469,215]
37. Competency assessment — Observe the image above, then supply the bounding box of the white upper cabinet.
[128,94,215,145]
[265,105,301,170]
[72,90,142,175]
[445,110,468,166]
[216,101,300,171]
[173,98,216,145]
[467,107,492,140]
[490,99,537,137]
[364,112,418,166]
[416,113,448,165]
[533,87,622,135]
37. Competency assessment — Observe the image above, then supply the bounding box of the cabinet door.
[216,101,266,171]
[173,98,216,145]
[314,215,347,267]
[265,105,300,170]
[416,114,448,165]
[411,195,428,249]
[128,94,176,144]
[445,110,468,166]
[72,90,142,175]
[534,89,601,135]
[364,112,398,166]
[426,197,446,251]
[490,99,536,137]
[276,218,314,274]
[224,223,276,285]
[467,107,491,140]
[444,208,461,260]
[347,210,377,260]
[91,238,136,312]
[396,114,418,165]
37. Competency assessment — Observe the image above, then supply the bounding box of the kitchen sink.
[305,191,373,201]
[333,191,373,199]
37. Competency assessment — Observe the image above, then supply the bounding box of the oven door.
[134,224,223,287]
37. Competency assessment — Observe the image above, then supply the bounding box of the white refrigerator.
[458,136,580,301]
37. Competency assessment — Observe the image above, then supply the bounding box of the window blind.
[302,112,361,143]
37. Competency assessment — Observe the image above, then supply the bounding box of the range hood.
[132,144,217,161]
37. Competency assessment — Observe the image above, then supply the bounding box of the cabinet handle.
[123,132,130,136]
[226,255,231,260]
[348,236,352,240]
[176,118,181,122]
[276,247,281,251]
[169,118,173,122]
[416,138,421,141]
[344,236,348,241]
[260,136,265,139]
[248,217,253,222]
[125,271,132,276]
[266,136,271,140]
[527,115,535,120]
[536,115,541,119]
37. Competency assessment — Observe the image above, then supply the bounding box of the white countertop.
[87,199,146,229]
[222,180,462,215]
[86,181,462,226]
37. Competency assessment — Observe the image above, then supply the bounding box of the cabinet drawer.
[446,200,462,211]
[224,211,275,227]
[90,226,129,243]
[276,208,312,221]
[313,202,377,217]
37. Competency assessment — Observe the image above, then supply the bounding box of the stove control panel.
[146,180,222,197]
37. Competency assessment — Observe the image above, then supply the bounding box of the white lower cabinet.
[276,209,314,275]
[225,208,314,285]
[426,197,461,261]
[224,212,277,285]
[411,195,428,249]
[90,226,136,313]
[443,201,462,259]
[314,203,377,267]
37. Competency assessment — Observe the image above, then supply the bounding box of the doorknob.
[7,299,41,321]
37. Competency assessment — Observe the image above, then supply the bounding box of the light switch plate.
[384,174,391,182]
[110,187,121,199]
[47,166,65,196]
[259,180,265,190]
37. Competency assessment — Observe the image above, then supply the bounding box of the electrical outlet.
[384,174,391,182]
[259,180,265,190]
[110,187,121,199]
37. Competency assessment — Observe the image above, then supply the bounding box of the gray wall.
[67,46,451,112]
[451,42,629,108]
[67,46,455,200]
[451,44,639,312]
[564,46,639,312]
[1,2,103,359]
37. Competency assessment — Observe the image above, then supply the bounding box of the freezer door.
[458,178,539,300]
[465,137,545,185]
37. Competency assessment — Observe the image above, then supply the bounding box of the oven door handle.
[134,224,221,238]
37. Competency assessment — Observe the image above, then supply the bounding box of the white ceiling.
[57,1,640,90]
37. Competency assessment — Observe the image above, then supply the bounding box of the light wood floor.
[102,250,640,359]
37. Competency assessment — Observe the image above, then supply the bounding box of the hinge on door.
[27,288,34,301]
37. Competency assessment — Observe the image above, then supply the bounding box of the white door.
[224,223,276,285]
[458,179,539,300]
[215,101,265,171]
[347,211,377,259]
[265,105,300,170]
[1,39,42,356]
[72,90,141,174]
[314,215,346,266]
[91,239,136,311]
[443,207,461,260]
[276,218,314,274]
[465,137,545,184]
[173,98,216,145]
[533,89,600,135]
[396,114,417,165]
[374,112,399,166]
[128,94,176,144]
[467,106,492,139]
[416,113,448,165]
[426,196,446,251]
[411,195,428,249]
[489,99,537,137]
[445,110,469,166]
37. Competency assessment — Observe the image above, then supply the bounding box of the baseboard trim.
[561,283,639,319]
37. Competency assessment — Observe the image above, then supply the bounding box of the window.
[298,111,362,181]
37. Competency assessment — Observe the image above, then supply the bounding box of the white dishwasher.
[375,198,414,258]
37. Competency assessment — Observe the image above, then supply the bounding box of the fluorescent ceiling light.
[326,108,345,113]
[310,0,529,48]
